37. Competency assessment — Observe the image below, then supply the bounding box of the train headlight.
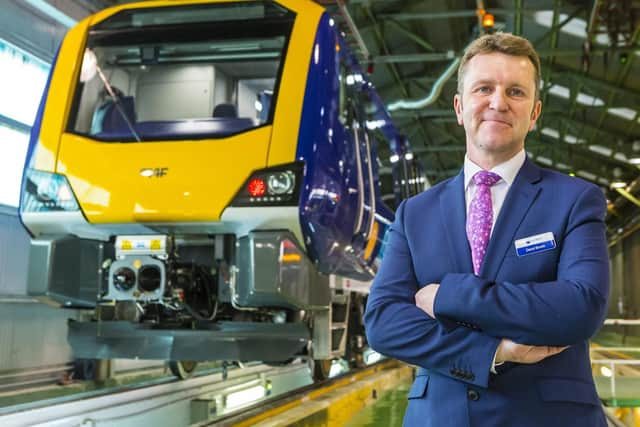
[20,169,80,212]
[267,171,295,195]
[231,161,303,207]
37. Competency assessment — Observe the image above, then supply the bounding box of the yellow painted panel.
[32,19,90,172]
[364,221,379,261]
[36,0,324,173]
[267,0,325,166]
[56,126,271,223]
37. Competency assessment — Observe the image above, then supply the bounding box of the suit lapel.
[481,158,542,279]
[439,170,473,273]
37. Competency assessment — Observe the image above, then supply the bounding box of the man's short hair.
[457,33,541,100]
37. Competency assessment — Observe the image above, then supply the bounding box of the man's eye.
[509,88,525,96]
[476,86,491,93]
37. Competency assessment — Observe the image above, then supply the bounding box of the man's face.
[454,52,541,166]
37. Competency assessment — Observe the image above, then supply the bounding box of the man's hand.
[415,284,440,318]
[496,338,569,364]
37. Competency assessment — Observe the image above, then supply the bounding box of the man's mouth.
[482,118,511,126]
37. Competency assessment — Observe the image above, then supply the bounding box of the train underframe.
[28,230,368,379]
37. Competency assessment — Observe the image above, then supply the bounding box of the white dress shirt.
[462,149,526,373]
[464,149,526,235]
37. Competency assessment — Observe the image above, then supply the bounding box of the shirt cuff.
[490,347,504,374]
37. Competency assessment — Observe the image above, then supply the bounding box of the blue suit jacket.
[365,159,609,427]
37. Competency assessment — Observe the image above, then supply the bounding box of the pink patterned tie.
[466,171,501,275]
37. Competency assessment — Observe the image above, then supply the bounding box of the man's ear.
[528,99,542,131]
[454,94,464,126]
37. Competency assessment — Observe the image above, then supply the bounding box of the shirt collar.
[464,149,526,190]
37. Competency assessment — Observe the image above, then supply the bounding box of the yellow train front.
[19,0,404,374]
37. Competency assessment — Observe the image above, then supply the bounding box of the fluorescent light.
[534,12,587,39]
[614,152,627,162]
[364,349,382,365]
[608,107,637,121]
[611,182,627,189]
[536,156,552,166]
[577,170,597,180]
[548,84,570,99]
[629,158,640,165]
[533,12,620,47]
[589,145,613,156]
[390,154,400,163]
[366,119,386,130]
[405,152,414,160]
[547,83,604,106]
[556,163,570,170]
[598,177,610,186]
[541,127,559,139]
[25,0,77,27]
[329,360,347,378]
[564,134,584,144]
[576,93,604,107]
[600,366,612,377]
[225,385,265,409]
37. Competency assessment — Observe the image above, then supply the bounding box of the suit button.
[467,389,480,401]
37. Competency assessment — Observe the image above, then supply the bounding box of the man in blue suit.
[364,33,609,427]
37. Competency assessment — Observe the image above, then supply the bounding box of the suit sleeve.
[365,200,501,388]
[434,184,609,346]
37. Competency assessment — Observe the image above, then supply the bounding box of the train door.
[339,64,375,255]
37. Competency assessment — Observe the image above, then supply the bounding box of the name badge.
[514,232,556,257]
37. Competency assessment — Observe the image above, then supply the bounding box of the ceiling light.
[576,93,604,107]
[629,158,640,165]
[589,145,613,156]
[614,153,627,162]
[536,156,552,166]
[541,127,559,139]
[608,108,637,121]
[577,170,597,181]
[533,12,619,47]
[534,12,586,39]
[564,134,585,144]
[547,84,604,106]
[611,182,627,189]
[548,84,570,99]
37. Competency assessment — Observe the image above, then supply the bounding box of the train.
[19,0,419,379]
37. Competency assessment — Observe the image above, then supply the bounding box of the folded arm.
[364,200,500,388]
[434,185,610,346]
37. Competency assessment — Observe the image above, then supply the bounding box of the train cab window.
[68,1,294,141]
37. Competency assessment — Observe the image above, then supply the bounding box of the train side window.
[338,60,350,126]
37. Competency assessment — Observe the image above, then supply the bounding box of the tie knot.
[473,170,501,187]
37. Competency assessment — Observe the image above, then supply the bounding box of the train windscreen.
[68,2,295,141]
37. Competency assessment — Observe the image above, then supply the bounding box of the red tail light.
[248,178,266,197]
[231,161,304,207]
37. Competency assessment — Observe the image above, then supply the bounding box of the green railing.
[592,320,640,407]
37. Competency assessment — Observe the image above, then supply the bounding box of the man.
[364,33,609,427]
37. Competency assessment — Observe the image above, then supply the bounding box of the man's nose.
[489,90,508,111]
